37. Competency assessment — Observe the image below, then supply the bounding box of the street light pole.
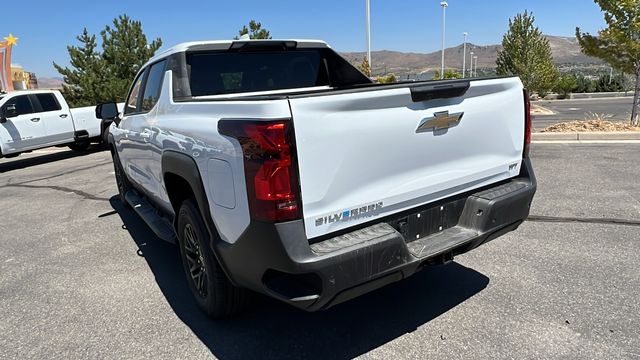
[462,32,468,78]
[609,66,613,85]
[469,51,474,77]
[473,55,478,77]
[440,1,448,77]
[365,0,371,71]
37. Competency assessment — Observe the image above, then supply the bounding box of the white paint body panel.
[69,105,101,138]
[290,77,525,239]
[113,73,292,243]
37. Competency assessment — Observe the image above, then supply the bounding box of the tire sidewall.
[111,150,130,206]
[177,200,218,314]
[101,125,110,144]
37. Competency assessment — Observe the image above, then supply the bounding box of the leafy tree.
[235,20,272,40]
[434,69,463,80]
[554,74,578,98]
[496,11,558,96]
[357,56,372,77]
[54,15,162,107]
[576,0,640,126]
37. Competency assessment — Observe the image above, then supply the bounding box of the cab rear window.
[187,51,328,97]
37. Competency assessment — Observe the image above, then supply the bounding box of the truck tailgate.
[289,77,526,239]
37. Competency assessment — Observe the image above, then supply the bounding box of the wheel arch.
[161,151,210,228]
[161,150,235,282]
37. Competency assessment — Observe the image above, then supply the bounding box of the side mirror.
[96,102,121,125]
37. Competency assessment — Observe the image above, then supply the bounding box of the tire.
[101,126,110,144]
[111,150,131,208]
[68,141,90,151]
[177,199,248,318]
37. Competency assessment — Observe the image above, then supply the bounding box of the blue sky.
[5,0,606,77]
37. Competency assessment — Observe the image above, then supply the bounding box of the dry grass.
[541,119,640,133]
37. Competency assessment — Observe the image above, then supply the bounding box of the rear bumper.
[213,159,536,311]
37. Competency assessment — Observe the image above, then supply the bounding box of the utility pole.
[365,0,371,70]
[469,51,474,77]
[462,32,468,78]
[440,1,448,77]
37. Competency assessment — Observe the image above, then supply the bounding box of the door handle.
[59,114,68,118]
[30,117,41,122]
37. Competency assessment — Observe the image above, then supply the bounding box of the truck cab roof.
[0,89,61,96]
[146,39,330,66]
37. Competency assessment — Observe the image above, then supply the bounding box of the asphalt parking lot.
[1,143,639,359]
[533,96,635,129]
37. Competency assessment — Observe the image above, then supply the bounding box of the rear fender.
[161,150,236,283]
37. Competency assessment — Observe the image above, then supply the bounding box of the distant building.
[10,64,38,90]
[28,72,38,89]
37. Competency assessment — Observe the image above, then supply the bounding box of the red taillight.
[523,89,532,157]
[219,120,301,222]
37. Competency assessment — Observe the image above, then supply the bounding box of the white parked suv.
[0,90,118,157]
[97,39,537,318]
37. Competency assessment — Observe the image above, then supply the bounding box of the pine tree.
[100,15,162,102]
[53,29,104,107]
[496,11,558,96]
[234,20,272,40]
[576,0,640,126]
[54,15,162,107]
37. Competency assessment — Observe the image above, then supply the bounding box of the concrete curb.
[534,92,633,101]
[532,132,640,141]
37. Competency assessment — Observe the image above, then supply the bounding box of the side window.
[3,95,35,117]
[140,60,167,112]
[35,94,62,112]
[125,71,146,115]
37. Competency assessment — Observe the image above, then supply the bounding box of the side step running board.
[125,191,176,244]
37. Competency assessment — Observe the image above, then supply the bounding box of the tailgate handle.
[410,81,470,102]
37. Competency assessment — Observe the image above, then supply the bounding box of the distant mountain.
[340,35,603,77]
[37,77,64,89]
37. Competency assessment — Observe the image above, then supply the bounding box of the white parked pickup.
[0,90,120,157]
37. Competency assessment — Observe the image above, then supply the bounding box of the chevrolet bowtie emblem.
[416,111,464,132]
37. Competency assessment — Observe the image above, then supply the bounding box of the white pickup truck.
[98,39,536,318]
[0,90,116,158]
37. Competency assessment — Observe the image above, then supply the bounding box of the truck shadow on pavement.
[0,145,106,173]
[111,197,490,360]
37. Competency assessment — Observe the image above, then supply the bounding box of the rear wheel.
[177,199,248,318]
[111,150,131,208]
